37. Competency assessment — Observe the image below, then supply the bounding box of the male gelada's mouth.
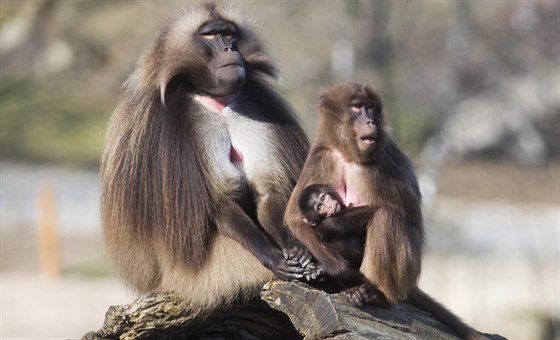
[220,63,243,69]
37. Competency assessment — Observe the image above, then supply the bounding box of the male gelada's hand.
[282,245,324,281]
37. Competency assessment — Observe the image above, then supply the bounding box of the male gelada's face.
[198,19,246,96]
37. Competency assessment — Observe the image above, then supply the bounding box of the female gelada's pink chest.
[331,151,366,207]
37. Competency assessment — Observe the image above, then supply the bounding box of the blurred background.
[0,0,558,339]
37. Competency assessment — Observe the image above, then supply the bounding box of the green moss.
[390,103,433,156]
[65,256,116,278]
[0,76,113,168]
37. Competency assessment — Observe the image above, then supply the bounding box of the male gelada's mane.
[100,2,310,313]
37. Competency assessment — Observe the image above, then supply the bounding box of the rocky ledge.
[83,281,505,340]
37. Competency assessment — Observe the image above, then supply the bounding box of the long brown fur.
[101,1,308,312]
[285,82,482,339]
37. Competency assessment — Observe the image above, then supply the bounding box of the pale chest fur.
[192,101,276,192]
[222,106,276,181]
[329,151,373,208]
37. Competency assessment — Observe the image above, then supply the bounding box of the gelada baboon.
[285,82,483,339]
[297,184,374,269]
[101,1,313,312]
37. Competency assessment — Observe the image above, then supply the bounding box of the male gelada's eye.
[350,103,362,111]
[201,34,216,40]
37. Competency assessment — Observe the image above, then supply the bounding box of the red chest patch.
[230,145,243,163]
[194,94,237,113]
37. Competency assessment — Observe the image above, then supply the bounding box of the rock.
[262,281,486,340]
[83,281,505,340]
[82,291,300,340]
